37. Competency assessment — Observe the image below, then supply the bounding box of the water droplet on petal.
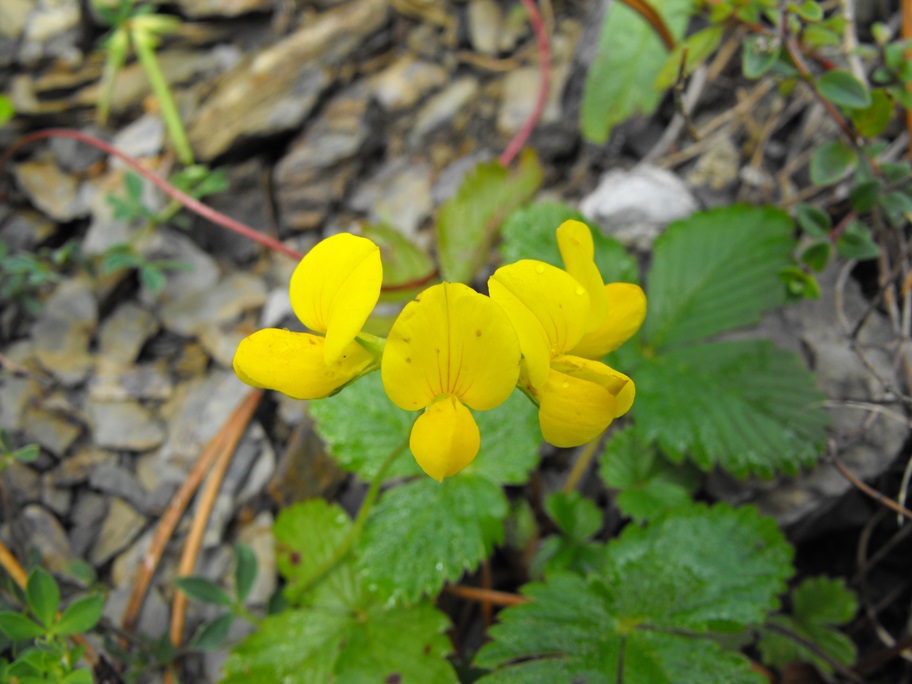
[576,286,585,295]
[435,562,444,572]
[535,264,545,274]
[562,382,570,389]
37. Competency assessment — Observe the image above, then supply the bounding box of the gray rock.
[0,375,42,431]
[18,0,82,65]
[22,402,83,457]
[40,473,73,517]
[47,449,114,487]
[369,54,447,112]
[350,157,433,238]
[104,580,169,638]
[110,115,166,167]
[159,272,267,337]
[686,134,740,190]
[409,77,479,144]
[14,159,89,222]
[187,0,389,160]
[235,511,277,606]
[174,0,273,18]
[50,127,108,174]
[87,398,166,452]
[69,491,108,557]
[275,85,372,232]
[31,277,97,385]
[140,229,221,305]
[497,64,570,135]
[99,303,159,365]
[1,462,41,509]
[13,505,77,575]
[0,210,57,253]
[89,463,153,514]
[579,164,699,250]
[0,0,31,41]
[197,321,248,368]
[467,0,502,55]
[90,497,146,566]
[90,360,174,402]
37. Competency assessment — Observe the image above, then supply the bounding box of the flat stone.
[99,303,159,364]
[141,229,221,304]
[90,497,146,566]
[159,272,267,336]
[47,449,114,487]
[686,134,740,190]
[1,462,41,510]
[497,64,569,135]
[0,375,42,431]
[410,77,479,144]
[89,463,152,514]
[50,126,108,174]
[369,54,447,112]
[14,159,89,222]
[31,277,97,385]
[41,474,73,517]
[110,115,165,167]
[267,417,347,507]
[175,0,273,18]
[14,505,77,575]
[187,0,389,160]
[196,321,247,368]
[23,402,83,457]
[0,0,31,40]
[19,0,82,65]
[88,398,166,452]
[90,360,174,402]
[580,164,699,250]
[467,0,501,55]
[350,157,433,238]
[69,491,108,557]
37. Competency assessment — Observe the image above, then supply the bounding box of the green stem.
[295,438,409,596]
[131,28,195,166]
[562,432,604,493]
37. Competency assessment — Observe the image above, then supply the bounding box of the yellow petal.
[569,283,647,359]
[552,354,636,417]
[538,367,617,447]
[409,395,480,482]
[556,220,609,330]
[382,282,521,411]
[233,329,376,400]
[488,260,589,390]
[289,233,382,365]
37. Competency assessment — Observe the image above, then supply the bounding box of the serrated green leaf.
[642,205,794,351]
[436,150,543,283]
[0,612,45,640]
[810,140,857,186]
[849,89,894,138]
[233,545,257,604]
[793,577,857,625]
[544,491,602,541]
[175,577,233,607]
[742,35,781,79]
[274,500,357,607]
[223,600,456,684]
[26,568,59,628]
[309,373,421,481]
[478,504,790,683]
[816,69,872,109]
[189,614,235,650]
[500,201,640,283]
[618,340,829,477]
[358,475,507,604]
[836,220,879,260]
[580,0,693,143]
[55,595,103,636]
[600,427,698,521]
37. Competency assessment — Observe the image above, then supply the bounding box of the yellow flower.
[382,282,521,482]
[233,233,383,399]
[488,221,645,447]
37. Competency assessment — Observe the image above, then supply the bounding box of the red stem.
[2,129,305,261]
[499,0,551,167]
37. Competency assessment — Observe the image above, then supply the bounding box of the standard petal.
[409,395,481,482]
[488,260,589,389]
[233,329,376,400]
[288,233,382,364]
[382,282,521,411]
[569,282,647,359]
[556,220,609,330]
[538,367,617,447]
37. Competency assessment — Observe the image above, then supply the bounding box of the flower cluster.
[233,221,645,482]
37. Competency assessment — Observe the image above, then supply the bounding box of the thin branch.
[443,584,530,607]
[829,454,912,520]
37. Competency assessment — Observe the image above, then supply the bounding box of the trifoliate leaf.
[478,504,791,683]
[465,389,541,485]
[222,598,456,683]
[617,340,829,477]
[436,150,543,283]
[231,499,458,683]
[643,205,794,351]
[309,373,421,480]
[530,492,605,579]
[499,201,640,284]
[600,427,699,521]
[358,474,507,604]
[759,577,857,673]
[580,0,693,143]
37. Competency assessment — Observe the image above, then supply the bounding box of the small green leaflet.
[436,149,543,283]
[759,577,858,673]
[499,201,640,284]
[477,504,791,683]
[530,491,605,578]
[580,0,693,143]
[643,205,795,351]
[224,500,457,683]
[810,140,857,186]
[600,426,699,521]
[617,340,828,477]
[816,69,872,109]
[358,474,507,604]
